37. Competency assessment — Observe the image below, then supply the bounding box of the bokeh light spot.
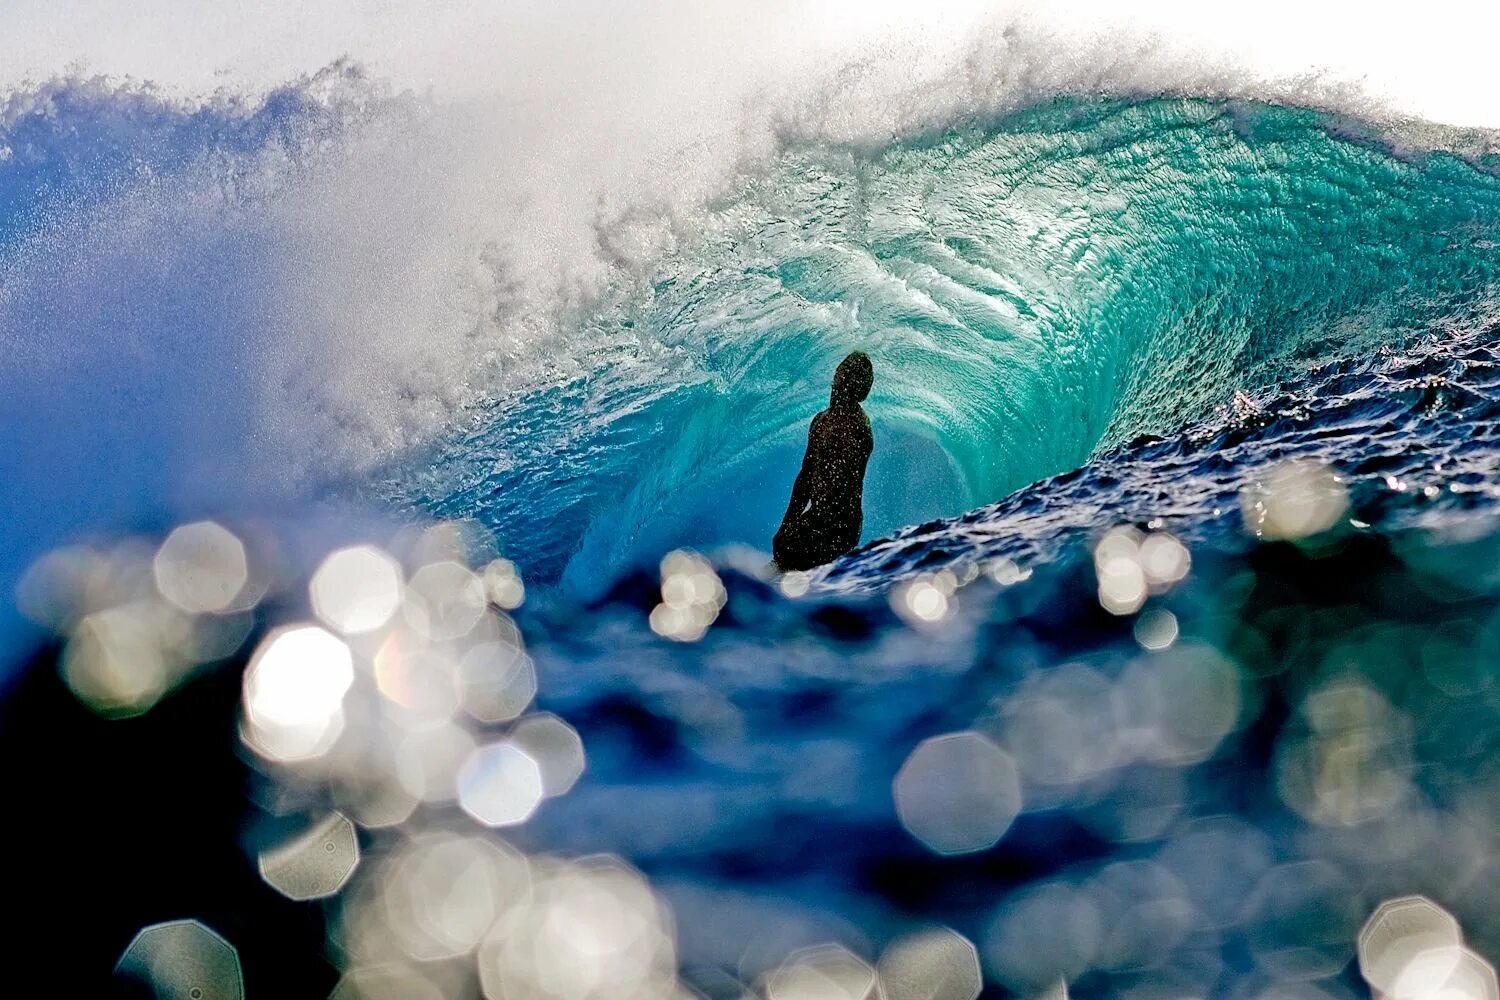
[878,926,982,1000]
[766,944,879,1000]
[258,812,360,900]
[153,521,248,615]
[1359,896,1464,998]
[1240,460,1349,540]
[650,550,727,642]
[311,545,405,635]
[894,731,1021,855]
[457,740,545,827]
[510,712,586,798]
[115,919,243,999]
[242,625,354,762]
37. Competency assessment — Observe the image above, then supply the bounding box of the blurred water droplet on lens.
[377,832,533,963]
[395,722,475,803]
[242,625,354,762]
[509,712,586,798]
[403,561,487,640]
[477,855,676,999]
[153,521,249,614]
[258,812,360,900]
[328,964,447,1000]
[1095,526,1148,615]
[988,557,1032,586]
[1117,643,1242,765]
[765,943,879,1000]
[650,550,726,642]
[1358,896,1464,998]
[458,634,536,723]
[985,881,1099,994]
[894,731,1021,855]
[1244,861,1360,980]
[457,740,544,827]
[16,545,104,630]
[62,603,179,717]
[311,545,405,635]
[878,926,982,1000]
[1133,607,1179,651]
[482,557,525,609]
[1138,532,1190,589]
[893,575,951,627]
[1275,679,1413,827]
[115,919,243,999]
[374,640,460,725]
[779,571,811,598]
[1240,460,1349,540]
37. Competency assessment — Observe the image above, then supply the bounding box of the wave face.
[392,97,1500,593]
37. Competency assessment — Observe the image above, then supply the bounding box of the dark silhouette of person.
[774,351,875,571]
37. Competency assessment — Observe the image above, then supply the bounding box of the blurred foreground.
[8,490,1500,998]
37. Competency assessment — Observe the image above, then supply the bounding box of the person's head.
[831,351,873,406]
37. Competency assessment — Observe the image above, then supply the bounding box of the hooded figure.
[773,351,875,571]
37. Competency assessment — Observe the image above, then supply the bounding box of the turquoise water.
[392,98,1500,593]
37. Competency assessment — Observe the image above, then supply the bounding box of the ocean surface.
[5,57,1500,1000]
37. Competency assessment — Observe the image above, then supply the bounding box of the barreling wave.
[5,27,1500,627]
[391,97,1500,594]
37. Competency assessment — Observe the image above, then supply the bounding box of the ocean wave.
[3,23,1500,634]
[395,96,1500,594]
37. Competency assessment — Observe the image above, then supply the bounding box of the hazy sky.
[2,1,1499,128]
